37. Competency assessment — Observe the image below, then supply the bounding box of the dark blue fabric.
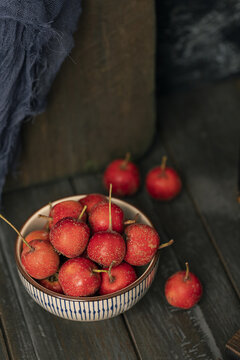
[0,0,81,197]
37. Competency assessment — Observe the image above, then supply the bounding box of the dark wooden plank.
[159,79,240,297]
[0,322,9,360]
[1,180,138,360]
[52,317,138,360]
[73,146,240,359]
[5,0,155,192]
[0,231,37,360]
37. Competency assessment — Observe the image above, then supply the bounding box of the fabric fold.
[0,0,81,198]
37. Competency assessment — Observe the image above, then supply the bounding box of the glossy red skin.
[124,224,160,266]
[23,229,49,249]
[88,201,124,234]
[39,273,63,294]
[99,262,137,295]
[165,271,203,309]
[58,258,101,296]
[146,167,182,201]
[87,231,126,267]
[49,200,87,229]
[103,159,140,197]
[50,217,90,258]
[79,194,107,214]
[21,239,60,280]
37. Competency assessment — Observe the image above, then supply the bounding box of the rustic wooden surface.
[1,80,239,359]
[5,0,155,191]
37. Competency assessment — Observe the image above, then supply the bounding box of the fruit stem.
[92,269,108,274]
[108,183,113,232]
[38,214,53,221]
[124,219,136,225]
[92,261,116,282]
[108,261,116,283]
[120,152,131,170]
[0,214,33,250]
[123,213,140,226]
[158,239,174,250]
[160,155,167,172]
[184,262,190,281]
[78,205,87,221]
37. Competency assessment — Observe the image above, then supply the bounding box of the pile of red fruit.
[3,186,172,298]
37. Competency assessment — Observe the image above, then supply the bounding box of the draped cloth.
[0,0,81,198]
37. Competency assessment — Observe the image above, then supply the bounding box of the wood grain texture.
[1,180,138,360]
[159,79,240,297]
[0,232,37,360]
[5,0,156,191]
[0,322,9,360]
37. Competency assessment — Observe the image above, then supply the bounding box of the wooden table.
[0,80,239,359]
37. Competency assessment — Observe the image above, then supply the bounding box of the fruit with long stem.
[87,185,126,267]
[146,156,182,201]
[164,262,203,309]
[0,214,59,279]
[88,199,124,234]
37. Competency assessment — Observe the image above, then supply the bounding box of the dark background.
[156,0,240,94]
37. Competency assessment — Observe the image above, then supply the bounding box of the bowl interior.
[16,195,159,300]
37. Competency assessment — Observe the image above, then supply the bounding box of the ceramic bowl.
[15,195,159,321]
